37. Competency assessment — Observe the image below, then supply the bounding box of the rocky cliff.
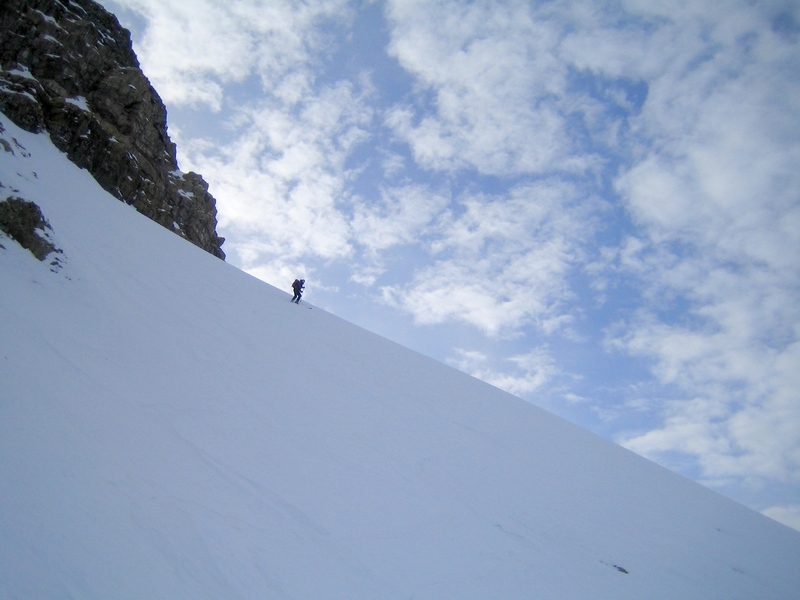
[0,0,225,259]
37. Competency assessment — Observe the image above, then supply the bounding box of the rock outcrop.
[0,0,225,259]
[0,197,61,265]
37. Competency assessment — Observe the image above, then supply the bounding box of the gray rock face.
[0,0,225,259]
[0,197,60,262]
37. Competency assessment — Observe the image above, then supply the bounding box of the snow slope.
[2,114,800,599]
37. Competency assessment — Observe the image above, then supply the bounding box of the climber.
[291,278,305,304]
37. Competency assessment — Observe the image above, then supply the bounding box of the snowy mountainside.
[2,114,800,599]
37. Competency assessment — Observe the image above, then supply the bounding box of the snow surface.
[2,114,800,599]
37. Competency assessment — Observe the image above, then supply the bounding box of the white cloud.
[351,184,448,257]
[175,80,374,275]
[349,185,450,285]
[381,180,602,337]
[108,0,351,110]
[618,326,800,483]
[448,346,559,398]
[384,0,593,176]
[603,2,800,486]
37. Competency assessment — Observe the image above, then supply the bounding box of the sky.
[97,0,800,530]
[3,112,800,597]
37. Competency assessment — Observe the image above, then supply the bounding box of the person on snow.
[291,278,305,304]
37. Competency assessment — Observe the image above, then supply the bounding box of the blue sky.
[99,0,800,530]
